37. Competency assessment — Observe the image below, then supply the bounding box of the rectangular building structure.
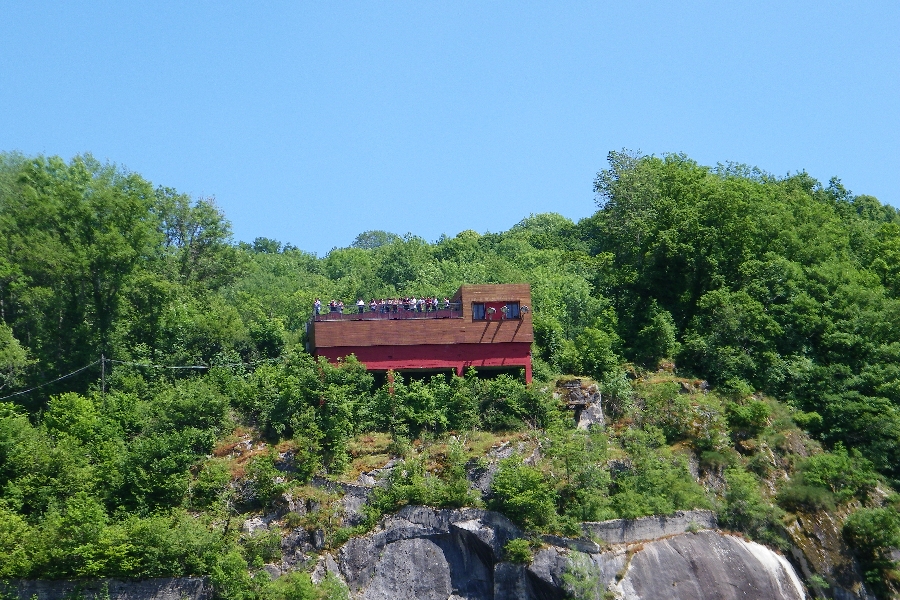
[308,284,533,383]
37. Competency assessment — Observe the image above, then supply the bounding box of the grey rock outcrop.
[327,506,808,600]
[3,578,209,600]
[582,509,717,544]
[616,531,805,600]
[786,509,875,600]
[309,476,375,525]
[464,441,534,501]
[337,506,520,599]
[575,402,604,429]
[6,508,812,600]
[554,379,604,430]
[242,515,270,533]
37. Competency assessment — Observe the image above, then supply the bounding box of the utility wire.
[0,355,281,402]
[0,360,101,402]
[108,359,209,370]
[108,357,279,370]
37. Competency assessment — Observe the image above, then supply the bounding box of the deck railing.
[313,303,463,322]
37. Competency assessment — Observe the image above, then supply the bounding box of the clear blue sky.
[2,1,898,255]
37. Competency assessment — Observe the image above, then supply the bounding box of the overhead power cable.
[108,359,209,370]
[107,357,279,370]
[0,354,281,403]
[0,360,101,402]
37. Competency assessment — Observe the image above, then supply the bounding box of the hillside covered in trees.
[1,151,899,598]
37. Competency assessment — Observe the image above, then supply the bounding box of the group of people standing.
[314,296,452,315]
[367,296,452,314]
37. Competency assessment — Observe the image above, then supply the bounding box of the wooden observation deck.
[308,284,533,382]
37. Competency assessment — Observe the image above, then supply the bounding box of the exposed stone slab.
[581,509,717,544]
[356,537,453,600]
[616,531,805,600]
[329,506,812,600]
[5,578,209,600]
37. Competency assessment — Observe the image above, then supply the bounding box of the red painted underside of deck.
[315,342,532,383]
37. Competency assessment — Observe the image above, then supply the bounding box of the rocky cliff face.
[615,532,804,600]
[8,506,862,600]
[315,505,808,600]
[2,578,210,600]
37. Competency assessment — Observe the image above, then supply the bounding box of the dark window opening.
[474,301,522,320]
[472,303,485,320]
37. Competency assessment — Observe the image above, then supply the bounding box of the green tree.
[0,505,34,577]
[0,323,31,391]
[634,301,679,367]
[720,467,786,548]
[351,230,400,250]
[843,507,900,594]
[154,187,241,289]
[682,289,782,388]
[0,155,161,386]
[489,457,557,530]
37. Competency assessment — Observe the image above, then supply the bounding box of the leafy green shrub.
[241,529,282,566]
[843,507,900,595]
[546,427,613,523]
[503,538,532,563]
[156,378,230,435]
[844,508,900,554]
[362,371,557,440]
[117,429,199,513]
[327,525,369,550]
[34,491,117,578]
[807,573,829,592]
[792,410,823,432]
[608,427,710,519]
[208,549,252,600]
[726,399,770,433]
[444,376,481,431]
[476,374,558,432]
[599,372,634,418]
[246,452,287,509]
[489,458,558,531]
[778,445,878,512]
[574,325,623,383]
[190,458,231,508]
[283,511,305,528]
[270,571,320,600]
[562,550,604,600]
[777,482,836,512]
[720,467,788,550]
[439,439,480,509]
[122,510,227,577]
[687,396,730,452]
[641,383,690,443]
[366,452,480,519]
[369,375,449,439]
[0,506,34,577]
[269,571,350,600]
[248,316,286,359]
[42,392,102,444]
[637,384,728,451]
[634,302,680,369]
[800,444,877,503]
[700,450,736,472]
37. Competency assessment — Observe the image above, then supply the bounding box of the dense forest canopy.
[2,150,900,596]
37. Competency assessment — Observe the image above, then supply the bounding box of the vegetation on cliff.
[1,150,899,596]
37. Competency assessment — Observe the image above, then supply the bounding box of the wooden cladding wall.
[453,284,531,319]
[311,314,533,348]
[315,342,531,371]
[310,284,533,350]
